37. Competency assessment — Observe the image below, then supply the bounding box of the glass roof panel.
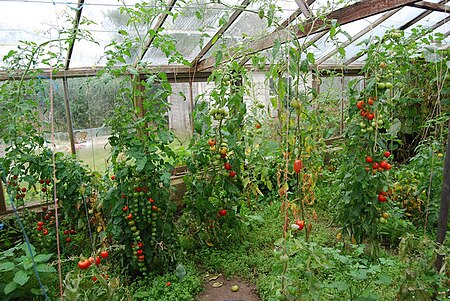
[70,0,150,68]
[0,0,75,68]
[405,11,450,33]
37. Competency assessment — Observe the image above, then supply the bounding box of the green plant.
[0,243,56,300]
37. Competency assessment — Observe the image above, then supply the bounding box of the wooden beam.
[133,0,178,68]
[196,0,421,72]
[279,0,316,29]
[435,119,450,272]
[65,0,85,70]
[294,0,312,18]
[191,0,251,67]
[0,65,210,82]
[316,8,401,65]
[408,1,450,13]
[345,0,449,65]
[430,15,450,30]
[62,77,76,155]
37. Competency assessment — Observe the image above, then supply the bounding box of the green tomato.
[377,82,386,89]
[367,126,374,132]
[359,122,366,128]
[377,119,384,125]
[279,255,289,263]
[360,128,367,133]
[385,82,393,89]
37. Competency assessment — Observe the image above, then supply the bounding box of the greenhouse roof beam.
[133,0,178,68]
[64,0,85,70]
[196,0,422,71]
[294,0,312,18]
[408,1,450,13]
[430,15,450,30]
[191,0,251,67]
[316,8,402,65]
[280,0,316,29]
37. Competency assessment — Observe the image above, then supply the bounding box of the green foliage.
[0,243,56,300]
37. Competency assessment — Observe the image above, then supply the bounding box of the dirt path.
[196,274,261,301]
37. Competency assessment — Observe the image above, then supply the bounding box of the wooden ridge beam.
[408,1,450,13]
[191,0,251,67]
[64,0,85,70]
[133,0,178,68]
[196,0,421,72]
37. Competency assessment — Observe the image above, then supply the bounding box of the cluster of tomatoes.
[208,139,237,178]
[62,227,76,243]
[38,178,52,193]
[7,175,27,200]
[364,151,392,174]
[357,96,377,121]
[209,107,229,121]
[130,241,146,271]
[77,250,109,270]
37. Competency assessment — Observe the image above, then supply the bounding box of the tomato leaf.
[13,270,29,286]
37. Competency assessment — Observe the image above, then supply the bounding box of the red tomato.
[379,161,388,169]
[89,256,101,266]
[166,282,172,287]
[151,205,158,211]
[66,237,72,243]
[42,229,49,235]
[127,213,133,220]
[64,229,69,235]
[219,209,227,216]
[293,159,303,174]
[208,139,216,147]
[224,162,232,170]
[365,156,373,163]
[100,251,109,259]
[368,97,376,105]
[45,179,51,185]
[295,220,305,230]
[360,110,367,117]
[356,101,365,110]
[385,163,392,170]
[21,187,27,192]
[37,221,45,227]
[36,225,43,231]
[148,198,155,203]
[138,242,144,248]
[378,194,387,202]
[111,175,115,180]
[92,276,98,282]
[70,229,75,234]
[137,249,143,255]
[384,151,391,158]
[123,205,129,212]
[229,171,236,177]
[256,123,261,129]
[372,162,379,169]
[367,113,375,120]
[78,259,91,270]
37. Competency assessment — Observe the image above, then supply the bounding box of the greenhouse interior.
[0,0,449,300]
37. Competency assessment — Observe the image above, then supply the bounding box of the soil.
[196,274,261,301]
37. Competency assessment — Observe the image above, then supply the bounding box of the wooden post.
[0,180,6,213]
[435,119,450,272]
[63,77,76,155]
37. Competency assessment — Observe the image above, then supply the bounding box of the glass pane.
[0,1,75,67]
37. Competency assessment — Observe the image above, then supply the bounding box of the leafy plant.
[0,243,56,300]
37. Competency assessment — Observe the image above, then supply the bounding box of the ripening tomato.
[100,251,109,259]
[78,259,91,270]
[365,156,373,163]
[127,213,133,220]
[219,209,227,216]
[385,163,392,170]
[384,151,391,158]
[378,194,387,202]
[208,139,216,147]
[256,123,261,129]
[295,220,305,230]
[123,205,129,212]
[224,162,232,170]
[89,256,101,266]
[293,159,303,174]
[368,97,376,105]
[356,101,365,110]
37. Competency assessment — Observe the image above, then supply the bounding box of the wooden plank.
[0,65,209,82]
[316,8,401,65]
[196,0,422,72]
[435,119,450,271]
[408,1,450,13]
[279,0,316,29]
[65,0,85,70]
[191,0,251,67]
[133,0,178,68]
